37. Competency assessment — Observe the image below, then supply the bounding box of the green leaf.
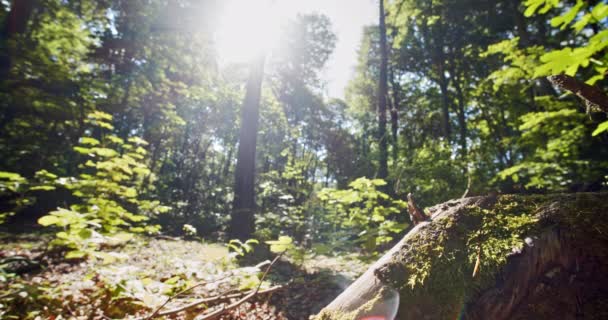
[592,120,608,136]
[127,137,149,146]
[78,228,92,239]
[92,148,118,158]
[38,215,59,226]
[164,276,181,285]
[87,111,112,121]
[265,236,294,253]
[65,250,87,259]
[106,135,124,145]
[74,146,92,154]
[550,0,584,29]
[79,137,100,146]
[123,188,137,198]
[30,185,56,191]
[592,3,608,21]
[34,170,58,180]
[0,172,23,181]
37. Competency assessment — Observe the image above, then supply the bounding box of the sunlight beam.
[215,0,283,63]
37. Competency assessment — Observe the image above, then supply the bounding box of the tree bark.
[316,193,608,320]
[437,63,451,140]
[431,3,451,141]
[377,0,389,180]
[0,0,37,130]
[547,74,608,113]
[389,66,399,162]
[229,54,265,241]
[451,64,468,159]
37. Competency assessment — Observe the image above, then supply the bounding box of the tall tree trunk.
[437,61,451,140]
[1,0,36,71]
[377,0,389,180]
[451,64,467,159]
[512,1,530,47]
[0,0,37,130]
[428,1,451,140]
[389,66,400,162]
[222,144,235,179]
[229,54,265,241]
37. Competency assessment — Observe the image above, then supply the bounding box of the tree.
[377,0,389,180]
[230,55,266,240]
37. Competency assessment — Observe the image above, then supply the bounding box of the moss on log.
[316,193,608,320]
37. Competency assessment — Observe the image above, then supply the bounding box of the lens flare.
[357,286,400,320]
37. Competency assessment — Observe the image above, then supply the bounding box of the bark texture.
[316,193,608,320]
[547,74,608,113]
[229,55,265,240]
[377,0,389,180]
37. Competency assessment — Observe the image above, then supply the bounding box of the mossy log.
[316,193,608,320]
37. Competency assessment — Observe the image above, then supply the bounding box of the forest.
[0,0,607,319]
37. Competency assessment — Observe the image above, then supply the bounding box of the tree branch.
[194,253,284,320]
[547,74,608,113]
[152,285,283,319]
[143,253,284,319]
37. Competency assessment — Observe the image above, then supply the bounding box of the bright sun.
[215,0,286,63]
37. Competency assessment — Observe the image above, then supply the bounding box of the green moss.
[371,193,608,319]
[466,195,543,275]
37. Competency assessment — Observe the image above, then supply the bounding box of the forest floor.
[0,231,369,320]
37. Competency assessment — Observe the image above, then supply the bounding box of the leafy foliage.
[35,112,168,258]
[228,238,260,256]
[0,0,607,316]
[524,0,608,82]
[494,97,606,190]
[317,178,407,254]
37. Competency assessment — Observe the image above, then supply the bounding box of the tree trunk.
[0,0,37,130]
[430,3,451,141]
[316,193,608,320]
[222,144,235,179]
[229,54,265,241]
[389,66,399,163]
[437,63,451,140]
[377,0,389,180]
[451,65,468,159]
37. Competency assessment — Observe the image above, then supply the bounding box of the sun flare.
[215,0,285,63]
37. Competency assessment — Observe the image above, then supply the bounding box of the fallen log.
[316,193,608,320]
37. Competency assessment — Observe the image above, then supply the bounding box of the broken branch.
[547,74,608,113]
[145,253,284,319]
[144,260,272,319]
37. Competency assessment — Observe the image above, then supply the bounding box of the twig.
[0,291,17,300]
[153,285,283,318]
[194,252,285,320]
[461,175,472,198]
[144,260,271,319]
[144,275,228,320]
[153,234,181,241]
[144,254,283,319]
[472,245,482,278]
